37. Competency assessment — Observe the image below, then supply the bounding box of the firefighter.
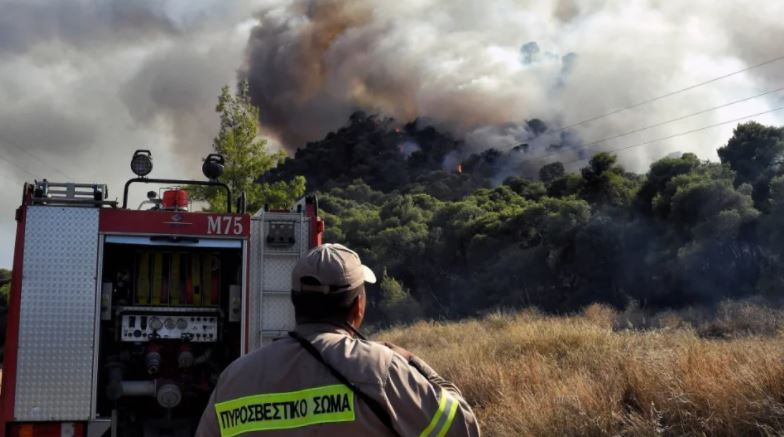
[196,243,481,436]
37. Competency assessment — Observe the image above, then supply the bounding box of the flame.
[456,163,463,174]
[394,127,402,133]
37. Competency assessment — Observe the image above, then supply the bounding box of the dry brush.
[378,304,784,436]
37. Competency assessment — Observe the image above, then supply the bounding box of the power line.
[0,155,36,178]
[0,143,72,180]
[561,105,784,166]
[518,86,784,165]
[582,86,784,147]
[558,53,784,131]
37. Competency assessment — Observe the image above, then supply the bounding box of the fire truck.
[0,150,323,436]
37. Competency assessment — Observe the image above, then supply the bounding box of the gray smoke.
[2,0,784,267]
[0,0,264,267]
[0,0,177,55]
[242,0,784,173]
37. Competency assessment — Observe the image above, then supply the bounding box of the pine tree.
[190,81,305,212]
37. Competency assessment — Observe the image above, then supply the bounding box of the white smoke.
[242,0,784,172]
[398,140,422,158]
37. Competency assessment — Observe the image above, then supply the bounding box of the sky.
[2,0,784,268]
[0,0,265,267]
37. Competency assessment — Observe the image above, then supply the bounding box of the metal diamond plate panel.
[261,294,296,331]
[248,211,311,351]
[299,217,311,256]
[15,206,99,421]
[262,257,299,292]
[248,218,264,350]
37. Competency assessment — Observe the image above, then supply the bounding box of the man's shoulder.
[349,337,396,365]
[315,334,398,384]
[220,337,298,378]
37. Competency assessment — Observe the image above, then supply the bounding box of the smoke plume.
[242,0,784,172]
[0,0,262,267]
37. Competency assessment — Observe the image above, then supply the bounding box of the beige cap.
[291,243,377,293]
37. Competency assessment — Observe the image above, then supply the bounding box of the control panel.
[118,307,219,343]
[266,221,296,247]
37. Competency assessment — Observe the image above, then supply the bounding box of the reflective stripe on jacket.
[195,323,481,437]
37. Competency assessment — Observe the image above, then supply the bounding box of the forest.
[265,113,784,325]
[3,104,783,330]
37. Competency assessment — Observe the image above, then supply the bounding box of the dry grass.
[378,304,784,436]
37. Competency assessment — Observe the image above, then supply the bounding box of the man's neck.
[296,319,365,339]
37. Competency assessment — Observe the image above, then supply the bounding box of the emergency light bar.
[123,150,233,212]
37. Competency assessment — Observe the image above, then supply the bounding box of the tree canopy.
[190,81,305,212]
[292,119,784,325]
[718,122,784,211]
[0,268,10,305]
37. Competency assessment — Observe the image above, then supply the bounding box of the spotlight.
[131,150,153,177]
[202,154,225,181]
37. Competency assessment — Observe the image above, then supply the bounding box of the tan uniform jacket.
[196,323,481,437]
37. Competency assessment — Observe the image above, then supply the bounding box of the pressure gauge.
[176,318,188,330]
[150,317,163,331]
[164,318,176,330]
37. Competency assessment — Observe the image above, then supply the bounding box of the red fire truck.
[0,150,323,436]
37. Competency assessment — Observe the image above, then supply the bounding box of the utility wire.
[0,155,37,178]
[522,91,784,165]
[558,54,784,131]
[582,86,784,147]
[0,143,72,180]
[561,105,784,166]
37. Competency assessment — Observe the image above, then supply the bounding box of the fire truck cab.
[0,151,322,436]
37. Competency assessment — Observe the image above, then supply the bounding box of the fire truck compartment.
[13,206,101,422]
[95,238,245,436]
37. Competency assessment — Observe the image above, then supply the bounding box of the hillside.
[273,117,784,325]
[379,303,784,436]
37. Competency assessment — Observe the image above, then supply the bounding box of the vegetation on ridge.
[298,116,784,325]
